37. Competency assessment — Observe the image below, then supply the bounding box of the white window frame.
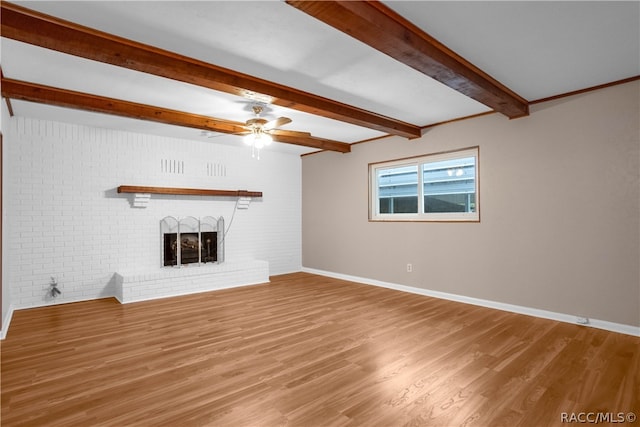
[369,146,480,222]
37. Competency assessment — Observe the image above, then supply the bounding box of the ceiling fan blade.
[263,116,292,130]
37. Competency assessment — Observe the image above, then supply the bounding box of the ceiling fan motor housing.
[246,117,268,129]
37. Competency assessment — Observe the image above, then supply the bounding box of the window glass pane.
[377,165,418,214]
[423,156,476,213]
[369,147,479,221]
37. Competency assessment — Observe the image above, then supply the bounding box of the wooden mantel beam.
[117,186,262,198]
[0,2,421,139]
[286,0,529,119]
[1,78,352,153]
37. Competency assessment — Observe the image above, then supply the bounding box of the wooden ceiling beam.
[0,2,420,139]
[1,78,248,134]
[270,131,350,153]
[286,0,529,119]
[0,67,14,117]
[1,78,352,153]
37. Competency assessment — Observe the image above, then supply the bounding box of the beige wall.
[302,80,639,327]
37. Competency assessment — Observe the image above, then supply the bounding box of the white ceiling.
[2,1,639,156]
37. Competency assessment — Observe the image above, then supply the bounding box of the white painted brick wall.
[5,117,302,309]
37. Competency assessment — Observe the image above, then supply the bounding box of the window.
[369,147,479,222]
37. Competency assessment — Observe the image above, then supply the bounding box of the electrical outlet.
[406,263,413,273]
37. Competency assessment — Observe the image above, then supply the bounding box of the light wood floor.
[2,272,638,427]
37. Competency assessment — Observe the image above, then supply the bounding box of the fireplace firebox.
[161,216,224,267]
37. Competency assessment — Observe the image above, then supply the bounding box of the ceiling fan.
[241,105,291,158]
[199,103,350,155]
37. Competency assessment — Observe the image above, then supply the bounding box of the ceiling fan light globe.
[243,134,255,146]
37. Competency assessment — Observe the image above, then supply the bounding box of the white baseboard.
[4,269,637,338]
[302,267,640,337]
[1,304,15,340]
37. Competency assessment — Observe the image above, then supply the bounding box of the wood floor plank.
[2,272,638,426]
